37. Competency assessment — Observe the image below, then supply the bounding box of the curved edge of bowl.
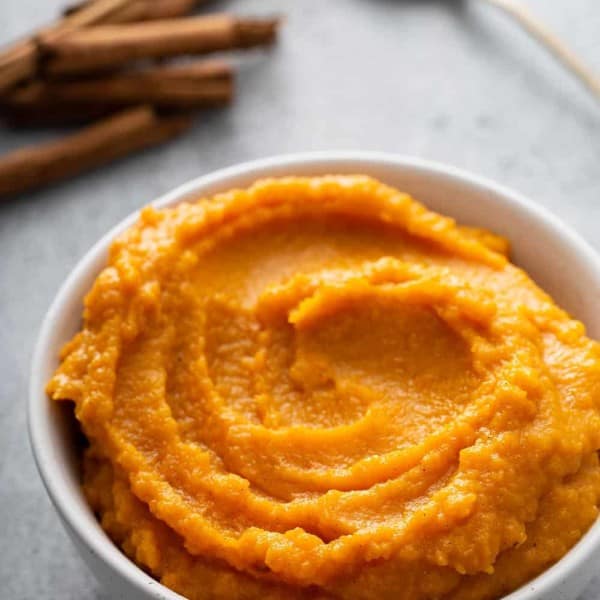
[28,151,600,600]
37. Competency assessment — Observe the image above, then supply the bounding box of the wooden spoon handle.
[483,0,600,101]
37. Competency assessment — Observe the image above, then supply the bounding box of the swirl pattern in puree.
[48,176,600,599]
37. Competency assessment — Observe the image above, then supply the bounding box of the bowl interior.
[29,153,600,599]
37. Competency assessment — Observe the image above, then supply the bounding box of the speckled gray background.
[1,1,599,598]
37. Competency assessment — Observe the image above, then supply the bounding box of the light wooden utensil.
[482,0,600,102]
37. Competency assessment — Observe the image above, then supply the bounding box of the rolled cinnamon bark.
[0,105,191,197]
[41,15,280,76]
[2,104,115,129]
[0,0,133,93]
[2,60,233,113]
[64,0,201,23]
[0,43,38,94]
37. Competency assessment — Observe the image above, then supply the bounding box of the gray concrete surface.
[1,0,599,598]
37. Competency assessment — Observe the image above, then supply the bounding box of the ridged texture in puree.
[48,176,600,599]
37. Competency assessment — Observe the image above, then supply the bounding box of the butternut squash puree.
[48,176,600,600]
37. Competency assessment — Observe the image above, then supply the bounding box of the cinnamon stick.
[64,0,201,23]
[0,0,134,94]
[0,43,38,94]
[54,0,134,29]
[41,15,280,76]
[2,60,233,114]
[2,104,115,129]
[0,105,191,197]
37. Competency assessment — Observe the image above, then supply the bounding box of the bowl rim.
[28,151,600,600]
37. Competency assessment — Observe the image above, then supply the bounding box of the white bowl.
[29,152,600,600]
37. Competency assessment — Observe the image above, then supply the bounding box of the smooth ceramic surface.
[29,153,600,600]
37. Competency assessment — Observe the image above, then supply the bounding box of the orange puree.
[48,176,600,599]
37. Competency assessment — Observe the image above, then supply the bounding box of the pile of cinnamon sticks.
[0,0,279,198]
